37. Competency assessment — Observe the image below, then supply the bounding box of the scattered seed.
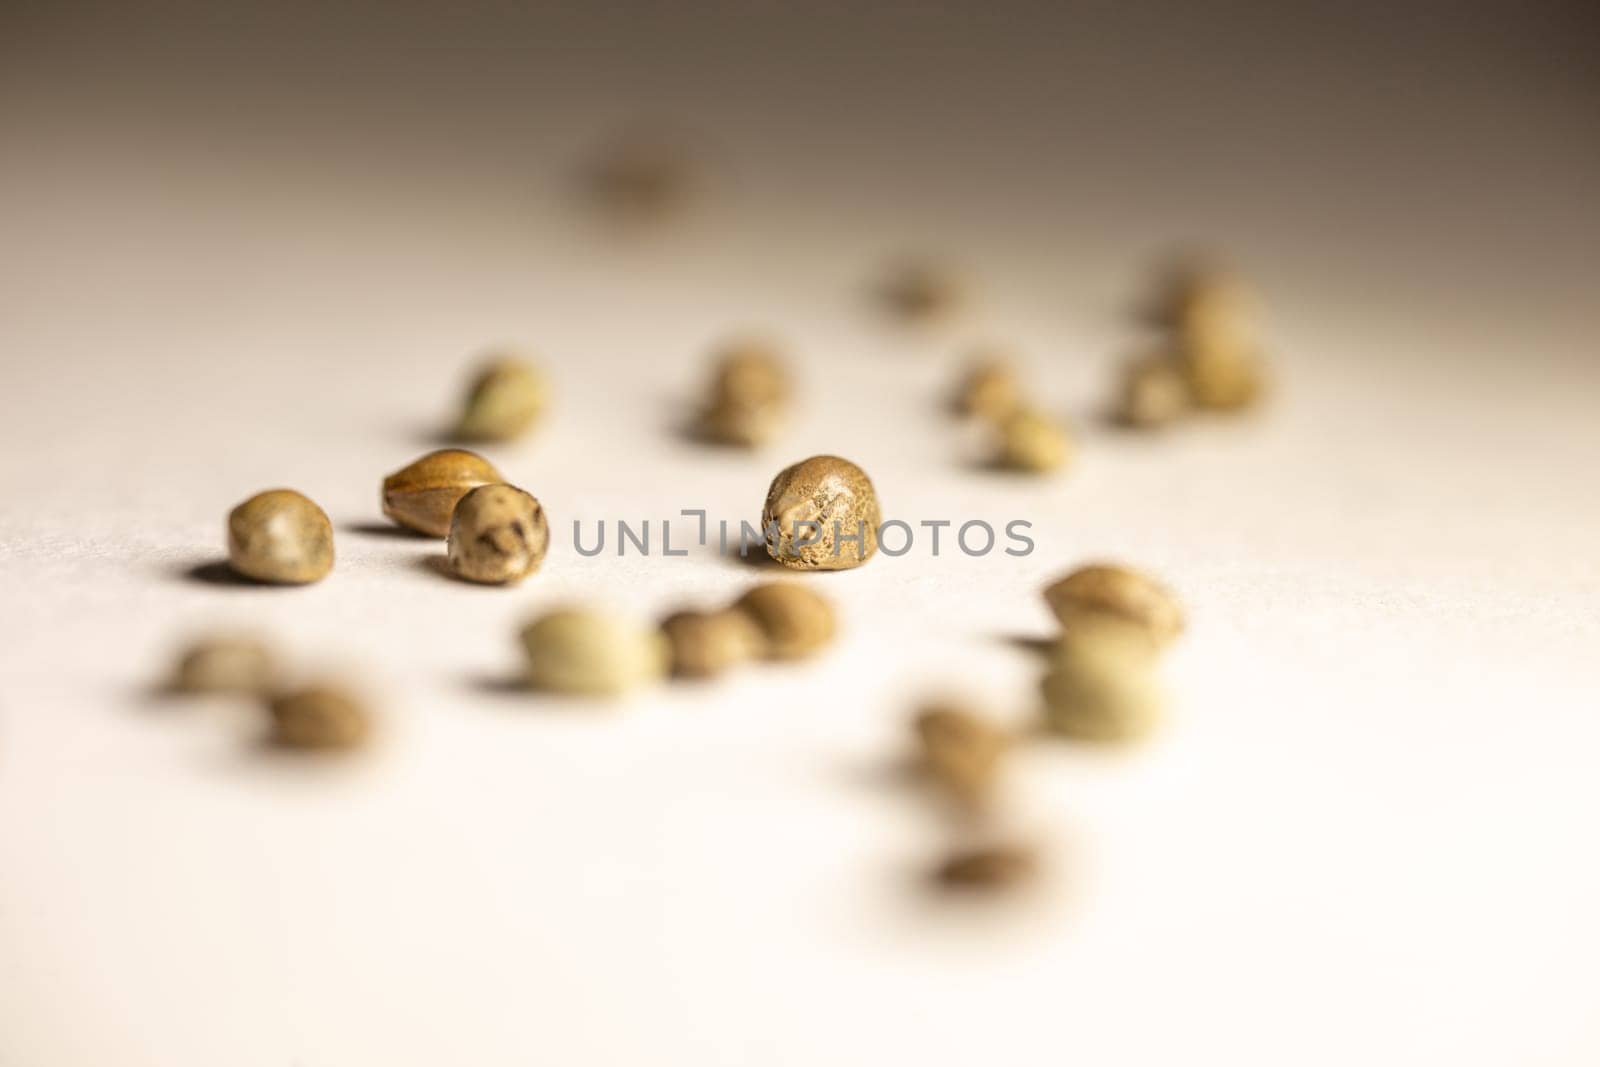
[521,608,669,696]
[694,339,791,447]
[914,705,1009,808]
[993,408,1072,473]
[1180,346,1268,412]
[1115,352,1190,428]
[455,356,547,442]
[446,484,549,585]
[588,137,695,221]
[731,582,835,660]
[660,609,762,679]
[951,351,1020,421]
[881,259,965,323]
[1042,562,1184,648]
[382,449,503,538]
[173,635,276,695]
[934,843,1037,889]
[227,489,334,584]
[761,454,881,569]
[1040,619,1165,741]
[268,685,371,750]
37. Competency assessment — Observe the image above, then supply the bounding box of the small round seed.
[1180,346,1267,412]
[914,705,1009,808]
[1115,353,1190,429]
[268,685,371,750]
[696,400,783,447]
[446,484,549,585]
[227,489,334,584]
[1043,562,1184,648]
[731,582,835,660]
[173,635,276,695]
[761,454,881,570]
[660,609,762,679]
[521,608,668,696]
[993,409,1072,473]
[951,351,1020,421]
[455,356,547,442]
[1040,620,1164,742]
[934,843,1037,890]
[881,259,965,322]
[708,339,790,411]
[382,449,503,537]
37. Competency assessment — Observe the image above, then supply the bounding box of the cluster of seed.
[165,634,373,752]
[1114,260,1270,428]
[949,350,1075,475]
[693,338,792,447]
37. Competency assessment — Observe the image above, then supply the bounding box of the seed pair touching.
[662,581,835,680]
[694,338,792,447]
[167,633,373,752]
[382,449,550,585]
[1038,563,1184,741]
[949,351,1074,474]
[1114,258,1270,428]
[761,454,881,569]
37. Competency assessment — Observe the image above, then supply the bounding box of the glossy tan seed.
[934,843,1037,889]
[173,635,276,695]
[521,608,668,696]
[1116,353,1190,429]
[1040,620,1165,742]
[382,449,503,537]
[455,356,547,442]
[660,609,762,679]
[268,685,371,750]
[1042,563,1184,647]
[951,352,1020,421]
[227,489,334,584]
[446,484,549,585]
[914,705,1010,808]
[994,409,1072,473]
[761,454,881,569]
[731,582,835,660]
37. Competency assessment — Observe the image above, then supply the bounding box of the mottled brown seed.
[382,449,503,537]
[521,608,668,696]
[952,352,1020,421]
[934,843,1037,889]
[660,609,762,679]
[227,489,334,584]
[1040,620,1164,742]
[268,685,371,750]
[455,357,547,442]
[446,484,549,585]
[994,409,1072,473]
[173,635,276,695]
[731,582,835,660]
[1043,562,1184,647]
[914,705,1009,808]
[761,454,881,569]
[1116,353,1190,429]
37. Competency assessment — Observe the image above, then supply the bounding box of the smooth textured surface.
[3,4,1598,1064]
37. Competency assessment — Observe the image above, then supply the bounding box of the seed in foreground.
[1040,620,1165,742]
[914,705,1010,809]
[227,489,334,584]
[268,685,371,750]
[731,582,835,660]
[173,635,277,695]
[934,843,1037,890]
[455,356,547,442]
[660,609,762,679]
[446,484,549,585]
[761,454,881,569]
[993,409,1073,473]
[382,449,503,537]
[1042,562,1184,648]
[521,608,668,696]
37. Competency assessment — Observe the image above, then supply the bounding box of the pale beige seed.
[952,352,1020,421]
[695,400,784,447]
[521,608,668,697]
[1180,346,1268,412]
[881,259,965,323]
[227,489,334,584]
[914,705,1010,808]
[761,454,881,570]
[173,635,276,695]
[994,408,1072,473]
[1040,620,1164,742]
[731,582,835,660]
[708,339,790,411]
[382,449,502,537]
[1043,562,1184,647]
[1116,353,1190,429]
[588,138,695,221]
[268,685,371,750]
[660,609,762,679]
[446,484,549,585]
[934,843,1037,890]
[455,356,547,442]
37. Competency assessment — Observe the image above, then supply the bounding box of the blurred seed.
[456,356,547,442]
[588,138,695,221]
[761,454,881,569]
[173,635,276,695]
[695,339,791,448]
[1181,346,1267,412]
[881,259,965,323]
[914,705,1009,808]
[227,489,334,584]
[1040,620,1165,741]
[382,449,502,537]
[1115,353,1190,428]
[1042,563,1184,648]
[934,843,1037,889]
[660,609,762,679]
[446,484,549,585]
[993,409,1072,473]
[521,608,668,697]
[951,351,1020,421]
[268,685,371,750]
[731,582,835,660]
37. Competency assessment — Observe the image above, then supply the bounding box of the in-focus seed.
[914,705,1009,808]
[227,489,334,584]
[446,484,549,585]
[761,454,881,569]
[993,409,1072,473]
[455,356,547,442]
[173,635,276,695]
[268,685,371,750]
[1042,562,1184,648]
[934,843,1037,889]
[1040,620,1164,741]
[521,608,668,696]
[731,582,835,660]
[382,449,502,537]
[660,609,762,679]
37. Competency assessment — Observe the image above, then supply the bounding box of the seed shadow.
[999,632,1057,657]
[175,559,272,587]
[343,521,436,540]
[463,671,532,698]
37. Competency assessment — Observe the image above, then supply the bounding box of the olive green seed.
[227,489,334,584]
[173,635,277,695]
[731,582,836,660]
[382,448,503,538]
[521,608,669,697]
[455,356,547,442]
[761,454,881,570]
[1040,620,1165,742]
[446,483,549,585]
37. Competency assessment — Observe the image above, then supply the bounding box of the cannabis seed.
[761,454,881,569]
[455,356,547,442]
[1042,563,1184,648]
[993,409,1072,473]
[1040,620,1164,741]
[660,609,762,679]
[914,705,1009,808]
[172,635,276,695]
[1180,346,1267,412]
[268,685,371,750]
[227,489,334,584]
[731,582,835,660]
[446,484,549,585]
[694,339,791,447]
[881,259,965,322]
[934,843,1036,889]
[951,351,1020,421]
[520,608,668,696]
[1115,353,1189,429]
[382,449,503,538]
